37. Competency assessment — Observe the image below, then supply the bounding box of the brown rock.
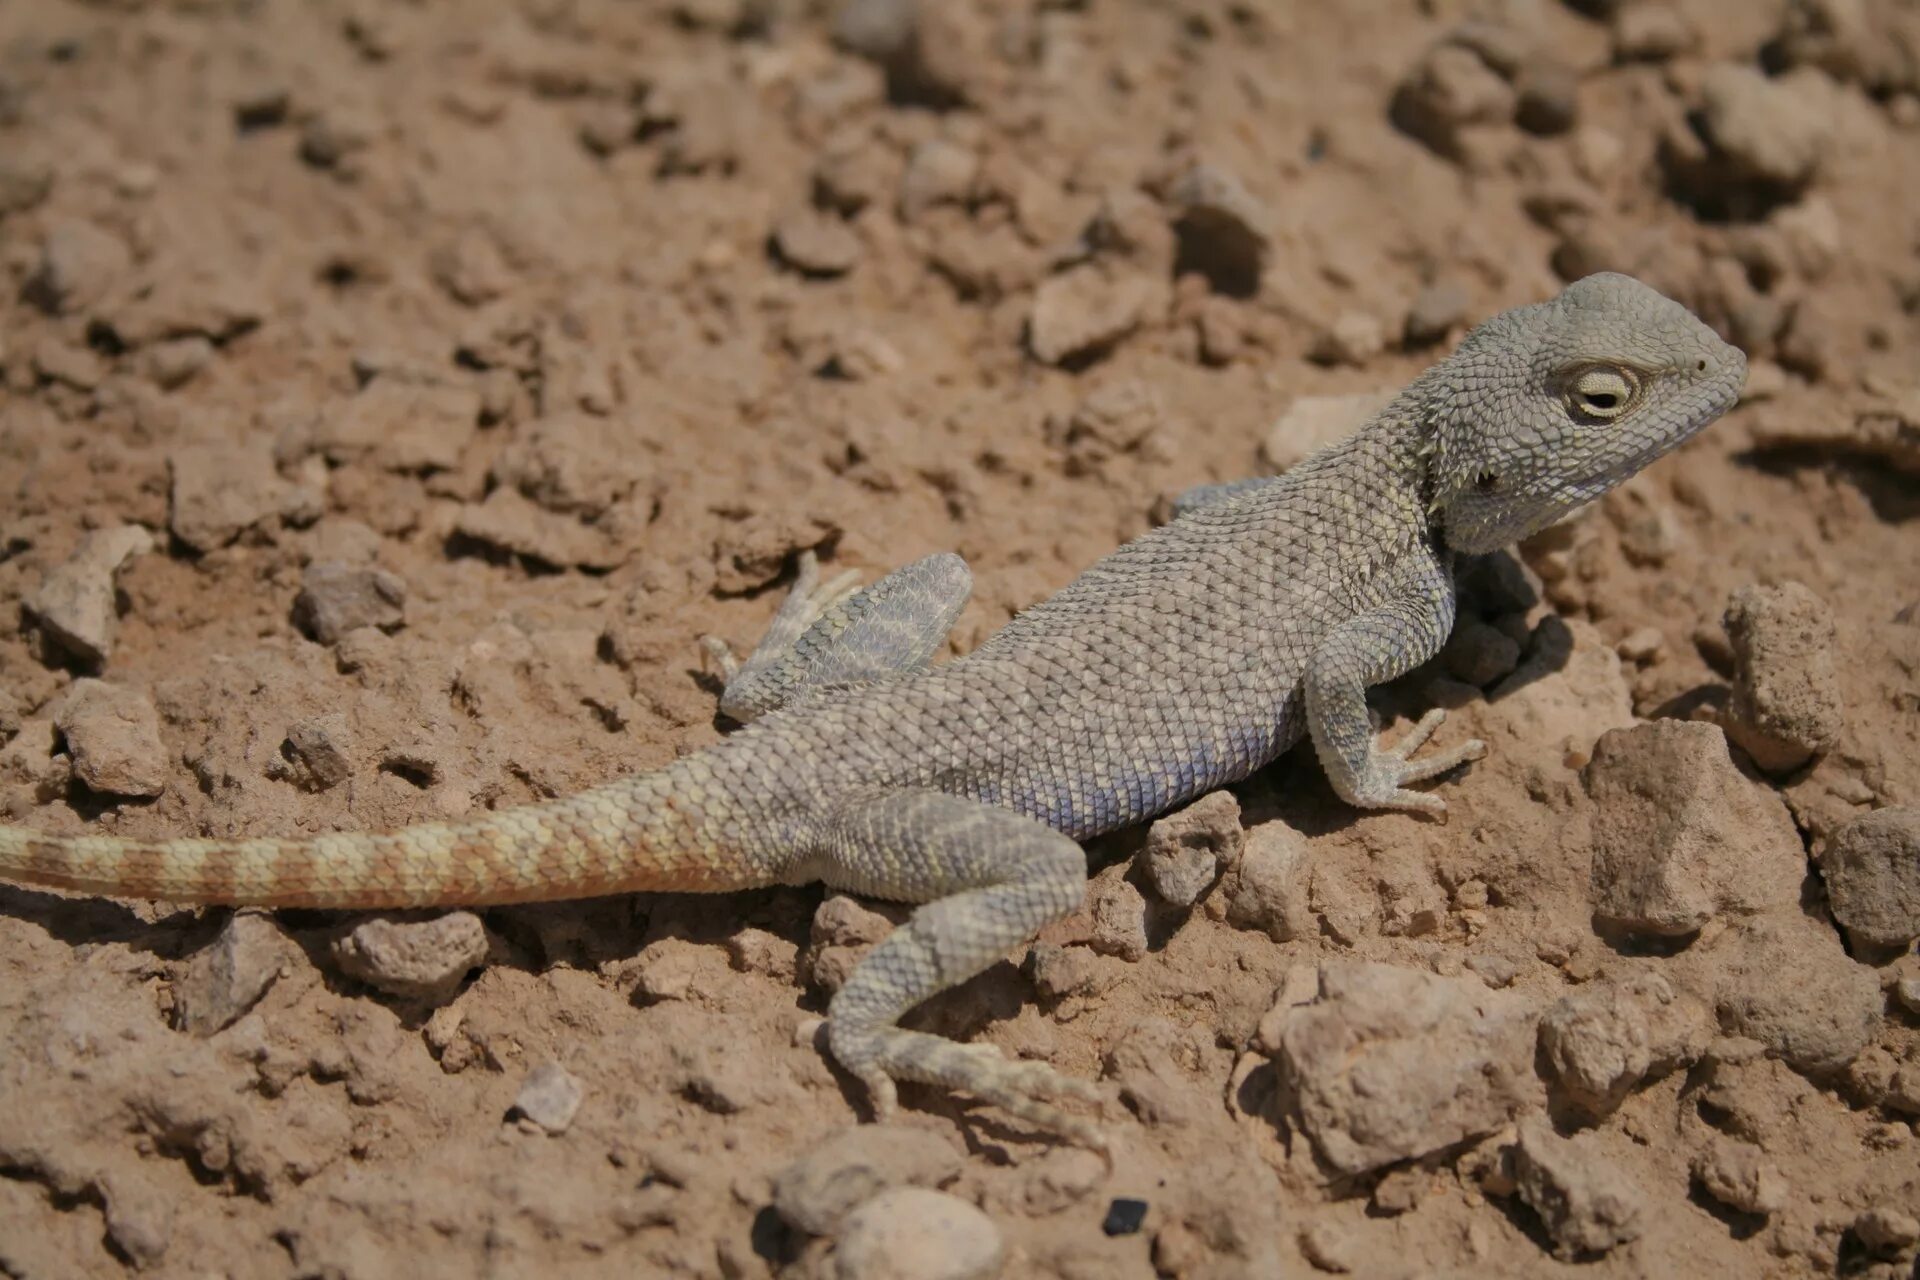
[1691,911,1881,1073]
[1538,973,1711,1118]
[1086,875,1148,962]
[1583,721,1804,936]
[833,1187,1004,1280]
[1723,581,1845,773]
[1137,790,1243,908]
[25,525,154,669]
[1261,392,1393,472]
[772,207,864,277]
[293,562,407,645]
[168,442,296,552]
[54,679,168,798]
[1222,821,1310,942]
[1818,807,1920,950]
[1390,42,1517,160]
[454,487,630,571]
[172,912,297,1036]
[143,336,216,389]
[1276,962,1539,1174]
[898,138,978,219]
[276,713,354,793]
[1168,162,1272,295]
[1028,268,1156,366]
[1404,279,1472,347]
[312,381,481,474]
[509,1062,583,1134]
[772,1125,962,1235]
[1691,1136,1788,1216]
[1510,1120,1644,1258]
[331,912,489,1002]
[170,917,295,1036]
[28,219,132,315]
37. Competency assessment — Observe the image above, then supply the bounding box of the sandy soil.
[1,0,1918,1276]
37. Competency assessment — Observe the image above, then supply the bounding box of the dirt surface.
[2,0,1919,1276]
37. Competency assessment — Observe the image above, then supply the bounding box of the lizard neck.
[1343,380,1445,531]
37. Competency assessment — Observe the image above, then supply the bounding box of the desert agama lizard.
[0,273,1746,1145]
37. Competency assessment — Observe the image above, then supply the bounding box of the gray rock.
[54,679,168,798]
[1138,790,1242,907]
[293,561,407,645]
[25,525,153,668]
[1510,1120,1644,1258]
[510,1062,583,1134]
[1583,721,1804,936]
[833,1187,1004,1280]
[1723,581,1845,773]
[1819,807,1920,950]
[773,1125,962,1236]
[1276,962,1539,1174]
[331,912,488,1002]
[172,911,296,1036]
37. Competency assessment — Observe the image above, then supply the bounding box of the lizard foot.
[700,549,863,681]
[1356,709,1488,816]
[838,1025,1110,1152]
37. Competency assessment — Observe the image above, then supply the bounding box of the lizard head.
[1424,272,1746,554]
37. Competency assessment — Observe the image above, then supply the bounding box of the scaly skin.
[0,273,1746,1146]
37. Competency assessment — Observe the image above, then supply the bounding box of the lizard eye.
[1567,367,1636,421]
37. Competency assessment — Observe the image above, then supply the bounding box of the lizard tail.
[0,771,770,908]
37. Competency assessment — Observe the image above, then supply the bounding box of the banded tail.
[0,770,768,908]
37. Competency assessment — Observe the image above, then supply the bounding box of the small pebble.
[1102,1197,1149,1236]
[511,1062,583,1134]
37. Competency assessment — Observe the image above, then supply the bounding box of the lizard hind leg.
[814,788,1108,1149]
[703,551,972,722]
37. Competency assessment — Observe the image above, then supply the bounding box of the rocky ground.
[1,0,1918,1276]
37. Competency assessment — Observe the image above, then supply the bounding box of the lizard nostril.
[1696,358,1708,372]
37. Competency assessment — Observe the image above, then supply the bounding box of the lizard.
[0,272,1745,1147]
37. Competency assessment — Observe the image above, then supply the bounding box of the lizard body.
[0,273,1746,1143]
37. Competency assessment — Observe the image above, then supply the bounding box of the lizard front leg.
[1303,551,1486,815]
[811,788,1106,1148]
[703,551,972,722]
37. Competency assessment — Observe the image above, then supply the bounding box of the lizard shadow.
[0,882,201,958]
